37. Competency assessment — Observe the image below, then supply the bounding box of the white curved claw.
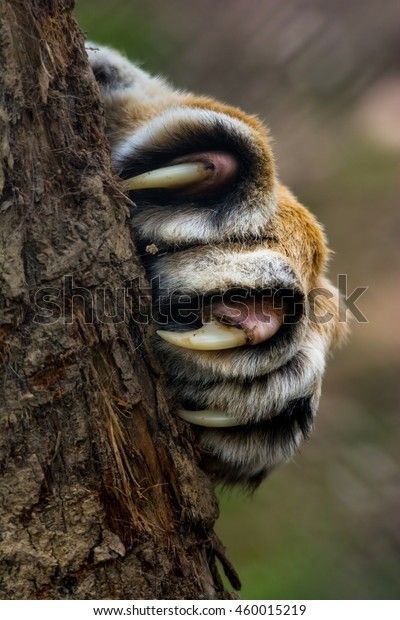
[177,409,242,428]
[122,162,212,191]
[156,321,247,351]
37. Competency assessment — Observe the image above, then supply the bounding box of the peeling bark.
[0,0,239,599]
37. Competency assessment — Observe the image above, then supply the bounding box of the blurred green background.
[76,0,400,599]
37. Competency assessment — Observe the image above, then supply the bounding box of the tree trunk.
[0,0,239,599]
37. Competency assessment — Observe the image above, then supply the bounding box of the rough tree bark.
[0,0,239,599]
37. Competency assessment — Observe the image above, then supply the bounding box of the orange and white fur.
[87,43,347,486]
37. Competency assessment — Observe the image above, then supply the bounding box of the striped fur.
[87,43,347,486]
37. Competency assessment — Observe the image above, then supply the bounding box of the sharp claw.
[122,162,212,191]
[177,409,242,428]
[156,321,247,351]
